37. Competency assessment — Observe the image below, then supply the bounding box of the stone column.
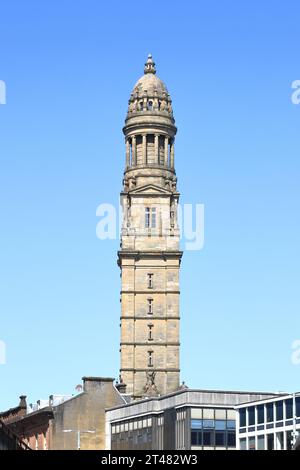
[132,135,136,166]
[126,138,130,167]
[164,136,169,166]
[142,134,147,165]
[154,134,159,164]
[170,139,175,168]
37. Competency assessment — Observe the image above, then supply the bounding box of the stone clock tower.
[118,55,182,398]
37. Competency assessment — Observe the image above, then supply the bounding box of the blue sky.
[0,0,299,409]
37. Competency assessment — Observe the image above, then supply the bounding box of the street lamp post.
[62,429,95,450]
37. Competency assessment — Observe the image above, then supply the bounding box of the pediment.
[128,184,172,195]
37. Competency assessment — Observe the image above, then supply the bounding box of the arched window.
[147,100,153,110]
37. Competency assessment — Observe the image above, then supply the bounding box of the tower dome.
[122,55,177,186]
[132,54,169,97]
[125,54,175,127]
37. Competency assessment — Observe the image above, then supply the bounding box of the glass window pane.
[248,407,255,426]
[203,431,213,446]
[240,409,246,427]
[203,420,214,429]
[215,431,225,446]
[286,431,293,450]
[249,436,255,450]
[266,403,274,422]
[240,438,247,450]
[151,208,156,228]
[191,419,202,430]
[257,405,264,424]
[267,433,274,450]
[227,420,236,429]
[285,399,293,420]
[276,431,284,450]
[215,420,226,430]
[227,432,236,448]
[296,397,300,418]
[276,401,283,421]
[145,208,150,228]
[191,431,197,446]
[257,435,265,450]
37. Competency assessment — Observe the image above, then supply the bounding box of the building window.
[239,409,246,427]
[267,433,274,450]
[147,273,153,289]
[227,420,236,430]
[215,420,226,430]
[147,298,153,314]
[215,431,225,446]
[257,404,264,424]
[151,208,156,228]
[248,407,255,426]
[148,351,153,367]
[266,403,274,422]
[203,420,214,429]
[297,397,300,417]
[285,399,293,420]
[145,207,150,228]
[140,101,144,110]
[191,416,236,449]
[248,436,255,450]
[191,419,202,429]
[191,431,198,446]
[203,431,213,446]
[257,435,265,450]
[227,432,236,448]
[286,430,293,450]
[147,101,153,110]
[240,438,247,450]
[276,431,284,450]
[148,324,153,341]
[145,207,156,228]
[276,401,283,421]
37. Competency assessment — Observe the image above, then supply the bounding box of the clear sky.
[0,0,299,410]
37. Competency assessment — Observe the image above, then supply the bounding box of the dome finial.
[144,54,156,74]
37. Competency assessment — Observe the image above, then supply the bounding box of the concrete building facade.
[119,55,182,399]
[105,389,278,450]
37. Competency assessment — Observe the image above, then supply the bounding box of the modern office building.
[236,393,300,450]
[105,388,278,450]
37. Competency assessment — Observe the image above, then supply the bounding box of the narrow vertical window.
[148,324,153,341]
[148,351,153,367]
[145,207,150,228]
[147,299,153,314]
[147,273,153,289]
[151,208,156,228]
[145,207,156,229]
